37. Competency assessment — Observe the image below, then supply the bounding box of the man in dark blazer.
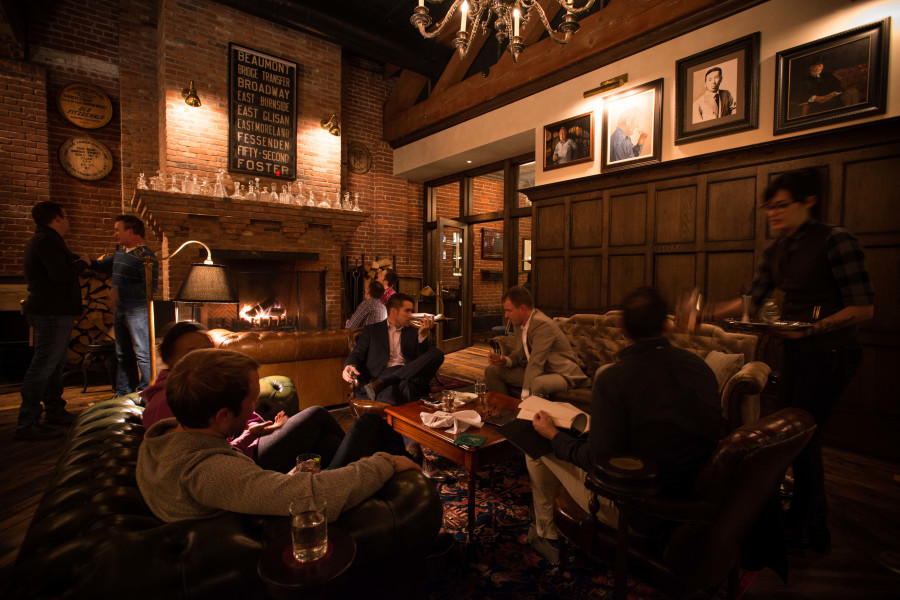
[343,292,444,406]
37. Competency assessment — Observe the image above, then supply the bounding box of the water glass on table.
[296,453,321,474]
[474,378,487,416]
[289,497,328,563]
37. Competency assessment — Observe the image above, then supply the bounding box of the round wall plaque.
[57,82,113,129]
[58,136,114,181]
[348,141,372,175]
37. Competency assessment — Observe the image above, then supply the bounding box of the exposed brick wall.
[0,59,50,275]
[342,60,425,285]
[157,0,342,199]
[471,176,504,312]
[118,0,160,211]
[434,181,460,220]
[19,0,126,267]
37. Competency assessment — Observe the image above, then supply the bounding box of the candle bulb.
[419,0,424,6]
[513,7,520,37]
[461,1,468,33]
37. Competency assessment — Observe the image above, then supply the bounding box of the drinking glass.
[441,390,455,412]
[296,453,321,474]
[474,378,487,415]
[289,498,327,562]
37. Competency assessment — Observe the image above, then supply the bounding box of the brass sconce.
[182,80,201,107]
[321,113,341,136]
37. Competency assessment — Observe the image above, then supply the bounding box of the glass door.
[432,218,469,353]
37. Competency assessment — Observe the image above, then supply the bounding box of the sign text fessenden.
[228,43,297,180]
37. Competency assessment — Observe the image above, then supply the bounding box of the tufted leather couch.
[8,395,443,600]
[209,328,358,410]
[496,312,770,428]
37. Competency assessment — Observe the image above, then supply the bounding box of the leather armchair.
[9,395,443,600]
[553,408,816,599]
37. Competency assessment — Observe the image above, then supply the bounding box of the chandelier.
[411,0,596,63]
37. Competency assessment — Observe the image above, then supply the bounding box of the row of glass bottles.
[136,169,362,211]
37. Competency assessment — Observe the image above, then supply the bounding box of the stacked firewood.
[68,272,115,365]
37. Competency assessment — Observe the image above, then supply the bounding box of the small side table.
[258,527,356,600]
[81,340,117,393]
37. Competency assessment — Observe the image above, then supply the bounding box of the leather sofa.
[8,395,443,600]
[496,312,770,428]
[209,328,358,410]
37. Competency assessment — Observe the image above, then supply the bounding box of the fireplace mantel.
[131,190,368,247]
[130,190,367,329]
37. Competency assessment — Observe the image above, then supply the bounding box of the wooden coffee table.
[384,391,522,541]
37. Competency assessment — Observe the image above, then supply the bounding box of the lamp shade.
[174,263,237,303]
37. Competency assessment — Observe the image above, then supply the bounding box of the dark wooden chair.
[553,407,816,599]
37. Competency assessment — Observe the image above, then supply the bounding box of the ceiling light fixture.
[320,114,341,136]
[181,80,201,107]
[411,0,596,63]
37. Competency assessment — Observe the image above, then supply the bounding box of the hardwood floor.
[2,344,898,598]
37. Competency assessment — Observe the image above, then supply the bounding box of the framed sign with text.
[228,43,297,180]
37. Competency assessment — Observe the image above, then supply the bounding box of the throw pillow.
[704,350,745,394]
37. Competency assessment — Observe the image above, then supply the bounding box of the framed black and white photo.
[675,33,760,144]
[543,112,593,171]
[774,19,890,135]
[601,79,663,172]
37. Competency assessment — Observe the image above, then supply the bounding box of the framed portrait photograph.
[601,78,663,172]
[543,112,593,171]
[675,33,760,144]
[774,18,890,135]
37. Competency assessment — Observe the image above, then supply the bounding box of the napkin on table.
[420,409,483,434]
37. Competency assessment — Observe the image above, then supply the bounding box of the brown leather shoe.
[364,379,386,402]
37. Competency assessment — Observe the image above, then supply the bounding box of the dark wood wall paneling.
[522,118,900,460]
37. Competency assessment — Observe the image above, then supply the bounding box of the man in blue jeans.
[17,202,86,440]
[90,215,158,396]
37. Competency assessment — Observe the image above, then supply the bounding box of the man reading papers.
[523,287,721,564]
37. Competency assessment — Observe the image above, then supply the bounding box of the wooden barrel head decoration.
[57,82,113,129]
[58,136,114,181]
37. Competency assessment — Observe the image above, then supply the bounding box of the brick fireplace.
[131,191,366,330]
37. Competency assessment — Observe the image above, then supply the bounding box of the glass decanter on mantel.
[292,181,304,205]
[213,169,226,198]
[245,179,258,202]
[231,182,245,199]
[199,177,212,196]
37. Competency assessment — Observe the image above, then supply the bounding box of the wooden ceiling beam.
[385,70,431,118]
[384,0,768,147]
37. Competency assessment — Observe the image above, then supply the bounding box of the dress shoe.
[15,422,65,441]
[527,524,560,565]
[364,379,385,402]
[422,459,456,484]
[44,408,77,426]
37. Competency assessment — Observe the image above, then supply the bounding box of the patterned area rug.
[422,455,756,600]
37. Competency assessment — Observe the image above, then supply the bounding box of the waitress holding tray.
[699,168,875,555]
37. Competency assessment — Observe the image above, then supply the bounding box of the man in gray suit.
[485,286,587,399]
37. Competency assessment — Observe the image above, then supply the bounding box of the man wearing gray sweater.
[137,349,420,523]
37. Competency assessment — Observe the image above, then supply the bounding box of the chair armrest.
[721,360,770,429]
[726,361,771,395]
[586,456,660,502]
